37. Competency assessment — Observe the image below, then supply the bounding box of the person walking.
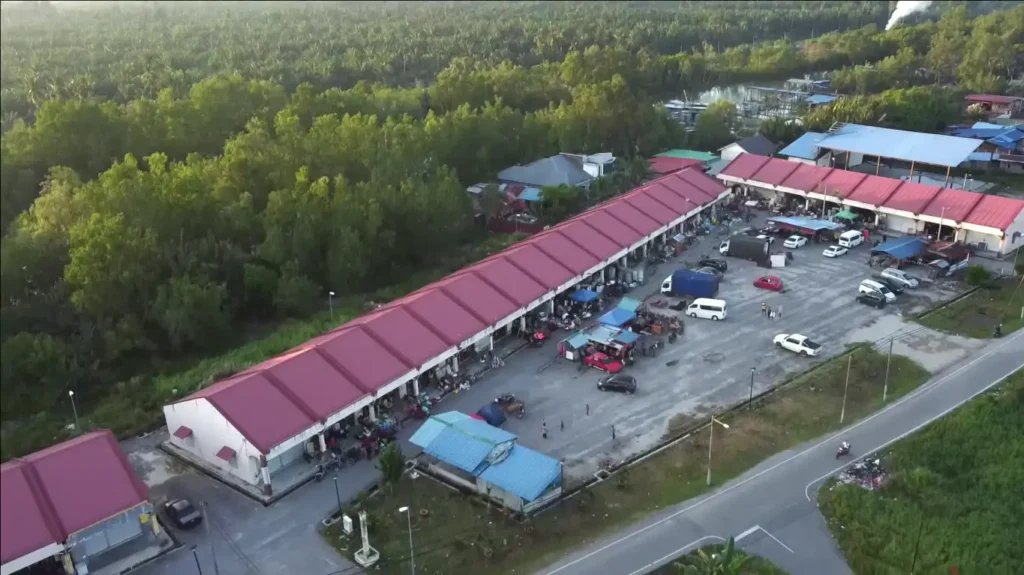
[542,421,548,439]
[776,304,783,319]
[761,302,767,316]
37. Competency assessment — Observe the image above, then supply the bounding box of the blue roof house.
[410,412,564,514]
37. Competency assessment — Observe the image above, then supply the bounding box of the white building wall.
[999,209,1024,256]
[961,228,1003,253]
[881,213,920,235]
[719,143,745,163]
[164,399,263,486]
[846,153,864,167]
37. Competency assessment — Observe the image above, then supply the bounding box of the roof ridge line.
[576,216,623,248]
[260,369,322,424]
[19,458,69,541]
[530,241,579,276]
[401,297,459,347]
[310,345,374,396]
[551,228,603,261]
[499,254,549,289]
[467,270,521,309]
[600,204,646,236]
[437,284,492,327]
[357,324,417,371]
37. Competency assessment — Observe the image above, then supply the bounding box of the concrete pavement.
[536,330,1024,575]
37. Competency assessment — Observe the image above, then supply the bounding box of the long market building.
[717,153,1024,256]
[162,167,729,495]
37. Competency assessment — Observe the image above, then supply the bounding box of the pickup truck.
[773,333,822,357]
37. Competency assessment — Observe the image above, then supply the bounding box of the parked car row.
[856,267,918,308]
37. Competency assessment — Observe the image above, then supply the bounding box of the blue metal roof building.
[816,124,981,168]
[870,237,928,260]
[779,132,827,160]
[767,216,843,232]
[410,412,517,474]
[478,445,562,502]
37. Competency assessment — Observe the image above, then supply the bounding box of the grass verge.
[916,277,1023,338]
[324,346,929,575]
[818,367,1023,575]
[650,543,789,574]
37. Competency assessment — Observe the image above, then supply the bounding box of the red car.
[753,275,784,292]
[584,352,624,374]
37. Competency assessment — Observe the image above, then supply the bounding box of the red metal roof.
[815,170,866,198]
[173,426,193,439]
[215,446,236,461]
[751,158,800,186]
[845,175,902,207]
[720,153,770,179]
[920,189,983,222]
[177,169,728,453]
[965,94,1021,105]
[649,156,703,175]
[1,431,149,564]
[962,194,1024,230]
[779,163,831,191]
[882,182,942,214]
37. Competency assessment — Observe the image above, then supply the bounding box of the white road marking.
[735,525,759,541]
[803,359,1024,500]
[623,535,726,575]
[758,526,795,554]
[541,331,1023,575]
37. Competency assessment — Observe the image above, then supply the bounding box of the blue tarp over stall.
[613,330,640,345]
[871,237,928,260]
[598,307,635,327]
[478,445,562,502]
[564,332,590,350]
[617,297,642,312]
[569,289,600,303]
[767,216,844,232]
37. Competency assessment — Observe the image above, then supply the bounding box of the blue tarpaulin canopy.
[564,333,590,350]
[613,330,640,345]
[871,237,928,260]
[767,216,844,232]
[617,297,642,312]
[598,307,635,327]
[518,187,543,202]
[569,289,600,303]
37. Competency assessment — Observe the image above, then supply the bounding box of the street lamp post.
[190,545,204,575]
[937,206,947,242]
[840,354,852,424]
[748,368,755,409]
[68,390,79,429]
[333,476,343,513]
[328,291,336,322]
[398,506,415,575]
[706,415,730,486]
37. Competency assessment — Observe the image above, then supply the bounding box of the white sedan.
[773,333,822,357]
[783,235,807,248]
[822,245,848,258]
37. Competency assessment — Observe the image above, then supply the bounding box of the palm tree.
[675,538,750,575]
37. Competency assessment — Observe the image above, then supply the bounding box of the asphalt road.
[536,330,1024,575]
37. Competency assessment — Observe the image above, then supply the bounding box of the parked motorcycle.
[314,464,326,482]
[529,331,547,348]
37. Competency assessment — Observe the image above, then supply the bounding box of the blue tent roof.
[478,445,562,502]
[598,307,635,327]
[569,289,600,303]
[617,297,642,312]
[613,330,640,345]
[767,216,843,232]
[871,237,928,260]
[779,132,826,160]
[564,332,590,349]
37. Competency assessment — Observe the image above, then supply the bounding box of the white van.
[859,279,896,302]
[880,267,919,289]
[838,230,864,248]
[687,298,728,321]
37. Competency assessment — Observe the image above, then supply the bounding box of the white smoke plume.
[886,1,933,30]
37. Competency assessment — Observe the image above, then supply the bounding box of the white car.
[773,333,822,357]
[783,235,807,248]
[756,234,775,245]
[822,245,848,258]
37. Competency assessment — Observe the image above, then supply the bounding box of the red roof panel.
[317,328,411,392]
[815,170,867,198]
[556,220,623,261]
[720,153,770,179]
[436,273,518,324]
[920,189,983,222]
[1,462,64,564]
[881,182,941,214]
[574,208,644,246]
[262,348,366,418]
[602,200,660,236]
[402,288,488,343]
[671,168,725,200]
[780,163,832,191]
[356,307,449,368]
[751,158,800,186]
[504,244,575,289]
[649,157,703,175]
[846,175,902,207]
[200,372,315,453]
[644,182,702,214]
[215,446,236,461]
[624,191,676,225]
[173,426,192,439]
[529,231,601,274]
[462,258,547,307]
[963,194,1024,230]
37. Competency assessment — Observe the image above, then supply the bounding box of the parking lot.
[433,222,979,481]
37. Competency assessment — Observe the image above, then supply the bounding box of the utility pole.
[748,368,755,409]
[883,338,893,402]
[839,354,852,424]
[202,502,219,575]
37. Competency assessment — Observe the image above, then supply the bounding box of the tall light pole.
[328,291,336,322]
[398,506,415,575]
[68,390,79,429]
[706,415,730,486]
[748,368,755,409]
[882,337,893,403]
[190,545,204,575]
[937,206,947,242]
[201,502,219,575]
[840,354,852,424]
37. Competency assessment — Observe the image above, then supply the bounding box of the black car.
[598,374,637,394]
[856,291,887,309]
[164,498,203,529]
[697,256,728,272]
[871,275,905,294]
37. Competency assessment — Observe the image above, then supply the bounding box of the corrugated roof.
[655,149,719,162]
[920,189,983,222]
[965,94,1023,105]
[720,153,771,179]
[750,158,800,186]
[498,154,593,188]
[724,135,777,156]
[871,237,928,260]
[845,175,902,207]
[883,182,942,214]
[649,156,703,175]
[779,132,826,160]
[478,446,562,502]
[963,195,1024,230]
[779,163,831,191]
[816,170,866,198]
[175,170,727,454]
[816,124,981,168]
[1,431,149,564]
[409,411,473,449]
[415,415,517,475]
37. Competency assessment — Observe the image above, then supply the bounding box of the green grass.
[0,233,524,461]
[650,544,789,574]
[325,346,930,575]
[818,368,1024,575]
[916,278,1024,338]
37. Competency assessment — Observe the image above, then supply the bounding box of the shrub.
[964,264,991,286]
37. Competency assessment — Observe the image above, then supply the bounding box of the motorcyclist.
[836,441,851,459]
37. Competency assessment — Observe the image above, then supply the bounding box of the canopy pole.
[909,161,915,181]
[875,156,881,176]
[943,165,951,187]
